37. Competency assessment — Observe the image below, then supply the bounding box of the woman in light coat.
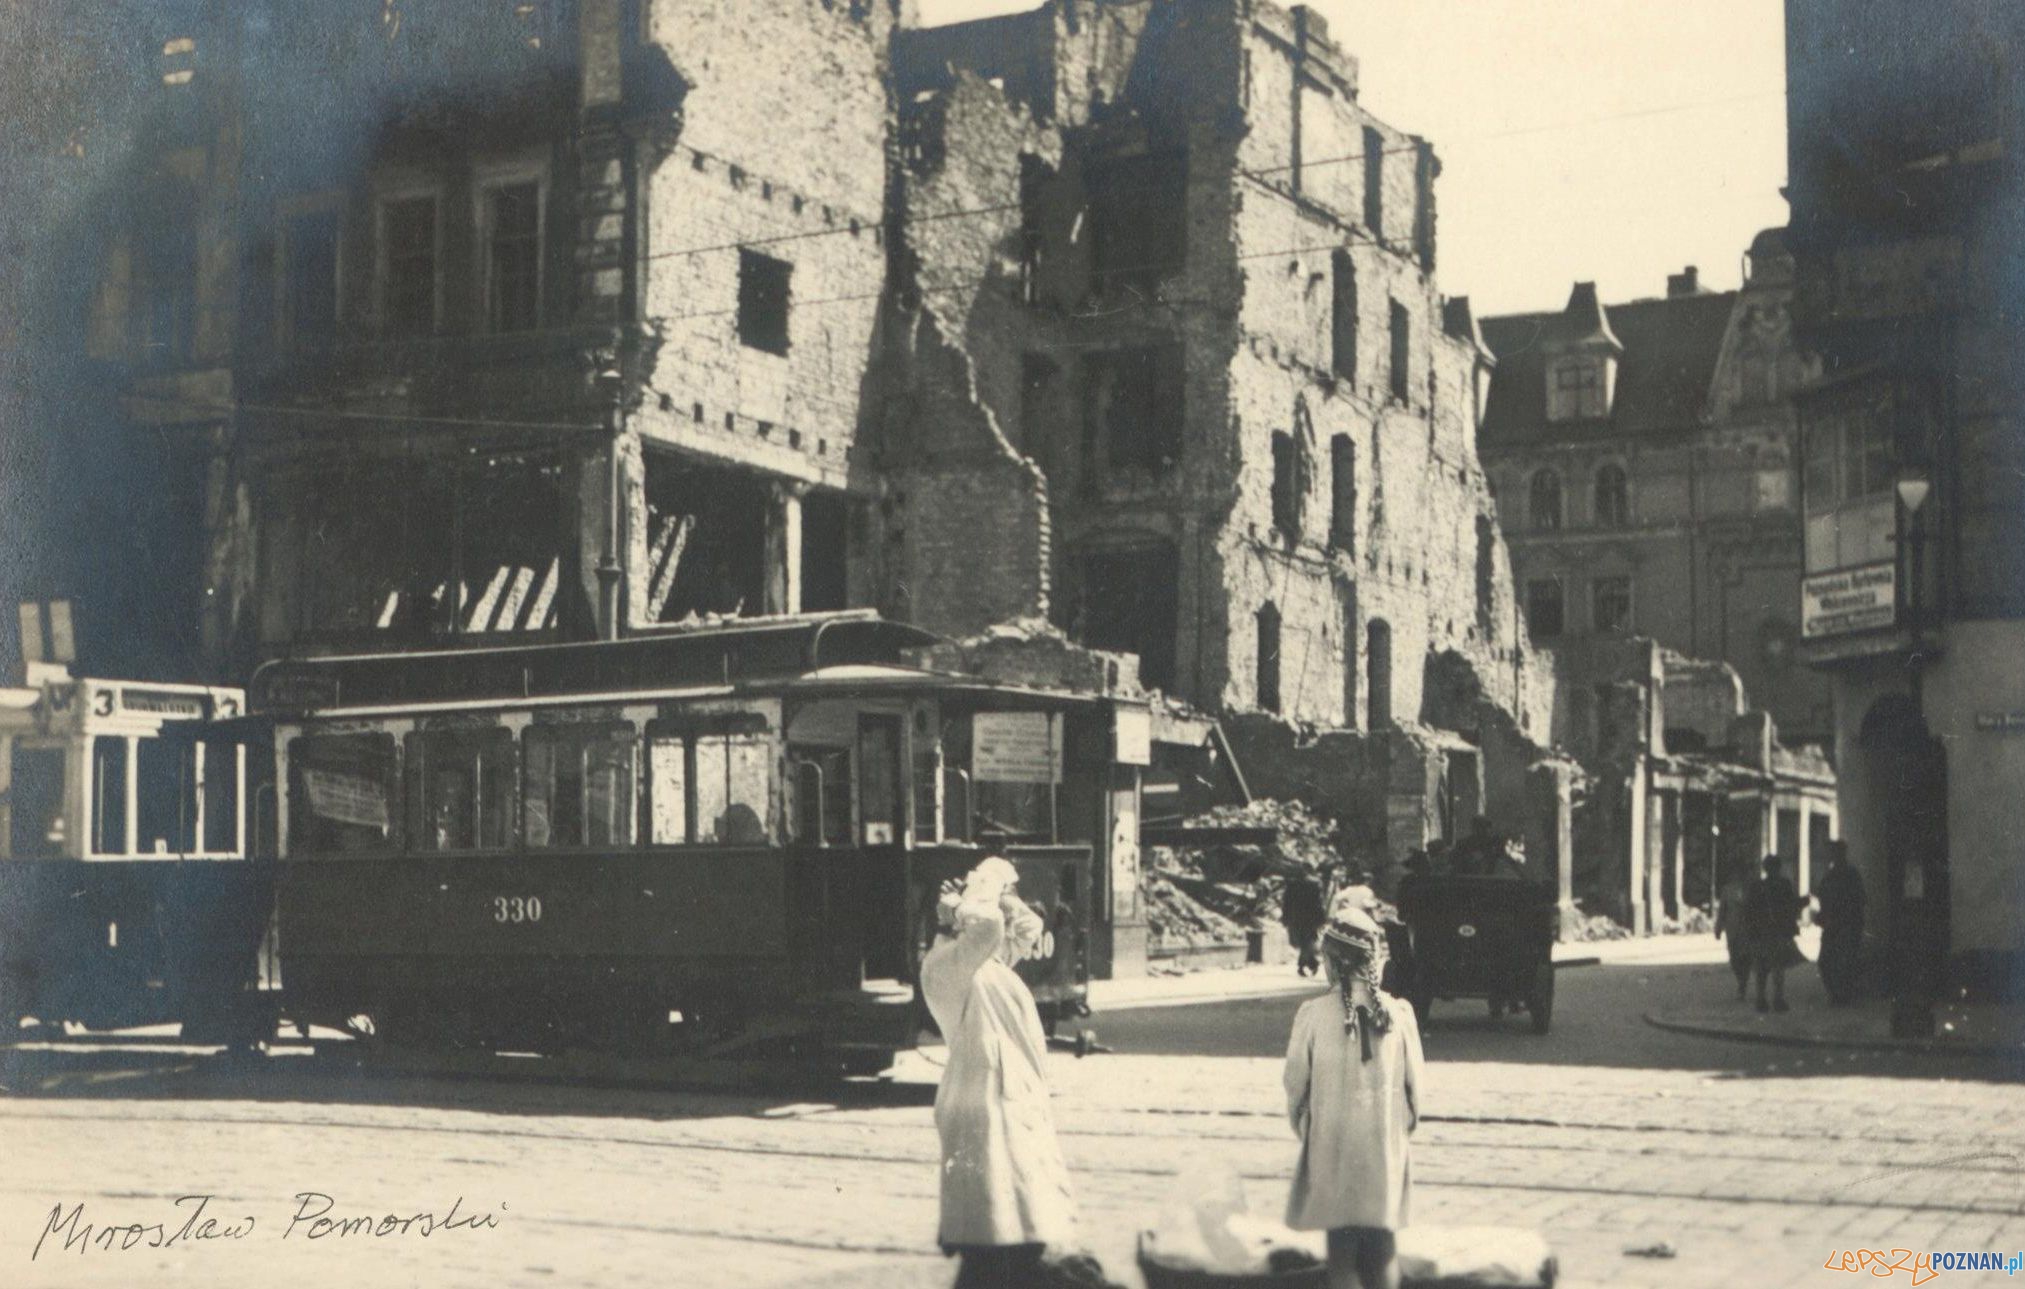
[1284,889,1424,1289]
[921,857,1077,1287]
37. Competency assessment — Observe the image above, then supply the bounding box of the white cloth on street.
[920,897,1077,1249]
[1283,990,1422,1232]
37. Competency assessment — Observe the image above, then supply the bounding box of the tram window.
[92,736,128,854]
[788,745,851,846]
[7,745,67,858]
[912,745,941,844]
[200,735,240,853]
[695,733,771,845]
[407,727,515,852]
[974,781,1052,843]
[290,732,398,855]
[136,737,197,855]
[646,734,688,844]
[525,723,636,849]
[858,716,900,846]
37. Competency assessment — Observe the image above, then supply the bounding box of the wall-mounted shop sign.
[1973,711,2025,734]
[1801,562,1895,638]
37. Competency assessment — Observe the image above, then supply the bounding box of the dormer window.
[1550,357,1609,420]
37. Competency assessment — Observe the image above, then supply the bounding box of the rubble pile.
[1144,799,1351,950]
[1561,901,1634,942]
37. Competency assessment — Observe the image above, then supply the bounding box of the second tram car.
[0,673,270,1039]
[251,613,1141,1072]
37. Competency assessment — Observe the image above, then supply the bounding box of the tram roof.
[248,614,1128,718]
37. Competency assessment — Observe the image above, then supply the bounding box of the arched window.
[1366,619,1392,729]
[1530,469,1563,531]
[1257,603,1283,714]
[1594,462,1629,528]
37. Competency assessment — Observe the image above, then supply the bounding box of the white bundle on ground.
[1397,1226,1558,1287]
[1139,1165,1326,1276]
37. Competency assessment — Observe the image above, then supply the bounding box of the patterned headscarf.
[1320,888,1392,1059]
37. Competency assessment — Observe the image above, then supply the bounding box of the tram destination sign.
[1802,562,1896,639]
[972,711,1063,784]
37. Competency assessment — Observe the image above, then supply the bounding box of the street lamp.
[1890,469,1934,1039]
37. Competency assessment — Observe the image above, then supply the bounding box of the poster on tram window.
[303,767,392,831]
[972,712,1062,784]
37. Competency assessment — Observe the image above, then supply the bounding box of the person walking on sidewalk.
[1714,858,1754,1001]
[1284,887,1424,1289]
[1283,869,1327,977]
[921,857,1078,1288]
[1815,842,1866,1006]
[1743,854,1807,1013]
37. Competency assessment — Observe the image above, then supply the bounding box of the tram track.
[3,1094,2018,1216]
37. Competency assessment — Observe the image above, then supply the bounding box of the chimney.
[1666,266,1701,298]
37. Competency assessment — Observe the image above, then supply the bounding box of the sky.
[914,0,1791,317]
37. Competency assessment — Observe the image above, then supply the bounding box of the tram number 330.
[491,895,543,924]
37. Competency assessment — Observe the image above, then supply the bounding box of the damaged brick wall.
[628,0,899,625]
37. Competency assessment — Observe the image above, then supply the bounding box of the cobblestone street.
[5,958,2021,1289]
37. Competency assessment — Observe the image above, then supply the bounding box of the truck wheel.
[1528,964,1555,1035]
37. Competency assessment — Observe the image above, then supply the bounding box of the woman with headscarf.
[1284,887,1424,1289]
[920,856,1078,1287]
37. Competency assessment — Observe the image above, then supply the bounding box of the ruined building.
[17,0,1678,969]
[892,2,1574,886]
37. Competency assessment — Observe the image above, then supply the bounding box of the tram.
[250,612,1141,1072]
[0,672,271,1039]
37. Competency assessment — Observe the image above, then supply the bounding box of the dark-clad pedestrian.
[1283,869,1327,977]
[1743,854,1806,1013]
[1814,842,1866,1006]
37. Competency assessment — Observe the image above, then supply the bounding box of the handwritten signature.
[33,1192,503,1260]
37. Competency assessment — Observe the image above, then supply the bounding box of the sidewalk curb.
[1641,1010,2025,1059]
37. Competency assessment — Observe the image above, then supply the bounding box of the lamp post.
[1890,471,1933,1039]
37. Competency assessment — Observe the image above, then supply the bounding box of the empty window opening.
[1330,250,1357,380]
[380,194,438,336]
[1329,434,1356,552]
[1257,603,1283,714]
[1271,431,1302,537]
[1527,578,1565,638]
[1530,469,1563,531]
[1388,299,1410,402]
[738,249,792,354]
[799,489,851,613]
[484,180,542,332]
[1362,126,1384,235]
[283,209,340,346]
[645,452,771,621]
[1594,462,1629,528]
[1592,575,1632,634]
[1074,542,1179,692]
[1341,586,1360,727]
[1089,148,1187,296]
[1083,344,1184,476]
[136,190,198,364]
[1366,618,1392,729]
[1475,514,1496,635]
